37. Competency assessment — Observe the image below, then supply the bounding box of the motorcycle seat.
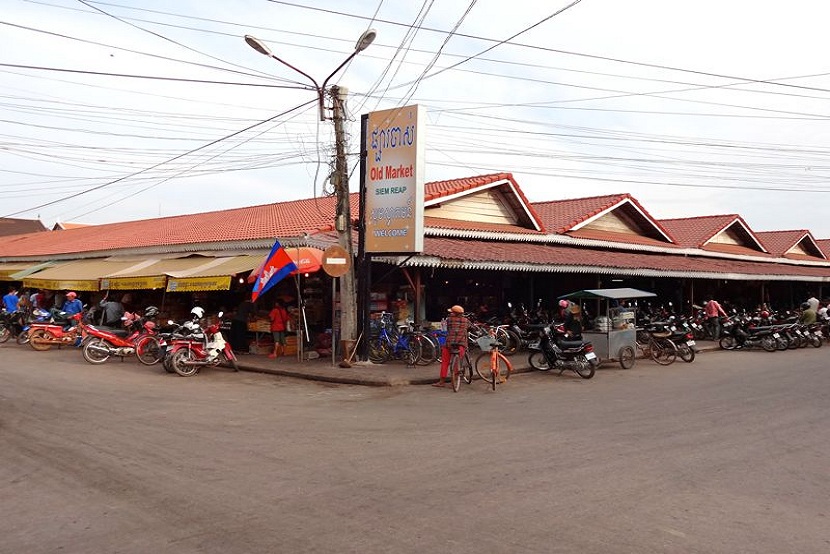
[558,339,585,349]
[94,325,130,337]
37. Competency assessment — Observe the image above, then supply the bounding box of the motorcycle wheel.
[573,355,595,379]
[16,330,30,345]
[29,329,53,351]
[786,335,800,349]
[0,324,10,343]
[528,351,551,371]
[162,352,176,373]
[719,336,737,350]
[677,343,695,363]
[809,335,822,348]
[618,346,635,369]
[221,351,239,372]
[775,336,788,351]
[760,335,777,353]
[135,336,162,366]
[82,338,111,364]
[172,349,200,377]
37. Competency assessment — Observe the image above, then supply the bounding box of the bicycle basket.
[476,336,498,350]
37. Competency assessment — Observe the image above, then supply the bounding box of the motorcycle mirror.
[168,320,176,325]
[507,302,512,308]
[217,311,224,318]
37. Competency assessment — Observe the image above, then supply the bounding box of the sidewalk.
[234,342,722,386]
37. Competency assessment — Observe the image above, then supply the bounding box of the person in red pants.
[433,305,471,387]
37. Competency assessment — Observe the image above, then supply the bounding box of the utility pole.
[330,85,357,346]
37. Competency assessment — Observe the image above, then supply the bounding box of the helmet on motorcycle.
[144,306,159,318]
[801,302,810,310]
[190,306,205,319]
[760,310,770,318]
[558,299,569,309]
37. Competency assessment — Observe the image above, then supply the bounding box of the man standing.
[705,299,728,340]
[434,305,470,388]
[3,287,19,313]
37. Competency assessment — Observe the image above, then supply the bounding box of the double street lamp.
[244,30,377,351]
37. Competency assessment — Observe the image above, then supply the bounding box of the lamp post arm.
[266,53,326,120]
[321,50,360,96]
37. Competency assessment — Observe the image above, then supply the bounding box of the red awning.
[248,247,324,283]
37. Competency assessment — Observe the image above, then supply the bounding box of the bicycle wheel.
[414,335,437,365]
[368,338,391,363]
[474,352,495,385]
[494,353,512,385]
[451,354,462,392]
[402,340,421,366]
[650,338,676,365]
[461,353,473,384]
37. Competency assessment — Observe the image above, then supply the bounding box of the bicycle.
[368,313,420,365]
[448,343,473,392]
[474,330,513,391]
[635,327,677,365]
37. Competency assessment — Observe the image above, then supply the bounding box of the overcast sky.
[2,0,830,238]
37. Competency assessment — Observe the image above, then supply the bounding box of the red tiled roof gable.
[755,229,824,259]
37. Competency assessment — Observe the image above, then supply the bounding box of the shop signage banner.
[101,276,167,290]
[23,278,99,292]
[364,104,425,253]
[167,276,231,292]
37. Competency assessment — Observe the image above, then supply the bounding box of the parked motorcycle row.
[0,305,238,377]
[717,311,826,352]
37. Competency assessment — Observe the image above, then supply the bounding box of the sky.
[2,0,830,237]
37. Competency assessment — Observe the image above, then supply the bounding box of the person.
[231,299,256,354]
[799,302,817,325]
[61,291,83,316]
[98,292,125,327]
[704,299,728,340]
[268,300,290,358]
[3,286,19,313]
[434,305,471,388]
[29,289,45,310]
[564,303,583,338]
[806,295,819,312]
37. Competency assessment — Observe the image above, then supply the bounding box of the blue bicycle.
[368,312,421,365]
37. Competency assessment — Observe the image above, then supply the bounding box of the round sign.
[322,245,351,277]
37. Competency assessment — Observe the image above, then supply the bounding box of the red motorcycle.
[167,310,238,377]
[81,309,160,365]
[29,313,86,351]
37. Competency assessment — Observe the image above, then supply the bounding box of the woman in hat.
[434,304,471,387]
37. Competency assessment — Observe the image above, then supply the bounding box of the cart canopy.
[558,288,657,301]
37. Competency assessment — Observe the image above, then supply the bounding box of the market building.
[1,172,829,353]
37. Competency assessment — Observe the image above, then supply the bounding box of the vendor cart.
[558,288,657,369]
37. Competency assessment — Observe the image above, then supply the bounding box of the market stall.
[558,287,657,369]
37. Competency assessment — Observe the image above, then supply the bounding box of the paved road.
[1,344,828,553]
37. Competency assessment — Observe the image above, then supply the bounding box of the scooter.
[28,312,85,351]
[527,323,598,379]
[3,308,51,345]
[81,313,159,365]
[168,311,239,377]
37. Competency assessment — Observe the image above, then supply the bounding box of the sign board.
[167,275,231,292]
[322,245,351,278]
[364,104,425,253]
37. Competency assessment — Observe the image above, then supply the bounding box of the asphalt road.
[1,343,829,554]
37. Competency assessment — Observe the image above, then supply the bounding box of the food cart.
[558,288,657,369]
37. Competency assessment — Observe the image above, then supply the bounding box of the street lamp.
[244,30,377,355]
[244,30,376,121]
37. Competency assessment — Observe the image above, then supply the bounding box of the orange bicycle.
[474,329,513,391]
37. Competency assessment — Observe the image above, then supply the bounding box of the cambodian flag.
[251,240,298,302]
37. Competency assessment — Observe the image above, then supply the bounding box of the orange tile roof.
[816,239,830,258]
[658,214,741,248]
[755,230,825,259]
[0,218,48,236]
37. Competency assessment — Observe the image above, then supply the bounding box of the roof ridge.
[531,192,628,206]
[658,214,738,222]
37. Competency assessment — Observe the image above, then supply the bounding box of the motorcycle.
[2,308,51,345]
[527,323,598,379]
[168,311,239,377]
[81,311,160,365]
[28,312,86,351]
[666,316,697,363]
[719,315,777,352]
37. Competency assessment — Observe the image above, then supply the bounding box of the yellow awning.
[100,256,226,290]
[165,256,260,292]
[23,259,147,291]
